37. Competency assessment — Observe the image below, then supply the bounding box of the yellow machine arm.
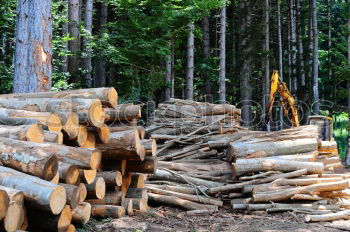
[268,70,300,127]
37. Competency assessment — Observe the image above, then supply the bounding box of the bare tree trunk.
[296,0,305,87]
[82,0,94,87]
[13,0,52,93]
[263,0,270,125]
[307,0,314,107]
[239,0,252,127]
[277,0,283,130]
[345,1,350,166]
[219,2,226,103]
[202,16,211,100]
[165,41,172,101]
[290,0,297,93]
[171,36,175,98]
[288,10,292,89]
[327,0,332,84]
[311,0,320,114]
[94,1,108,87]
[186,23,194,100]
[68,0,80,84]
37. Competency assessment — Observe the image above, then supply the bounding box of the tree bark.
[219,1,226,103]
[165,41,172,101]
[68,0,80,83]
[262,0,270,119]
[13,0,52,93]
[305,210,350,222]
[94,1,108,87]
[58,183,79,209]
[296,0,305,87]
[0,124,44,143]
[186,23,195,100]
[312,0,320,114]
[58,162,80,185]
[82,0,94,87]
[0,166,66,215]
[202,16,211,98]
[346,0,350,166]
[71,202,91,225]
[86,177,106,199]
[290,0,297,93]
[91,205,125,219]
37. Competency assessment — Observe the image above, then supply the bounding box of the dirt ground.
[78,205,350,232]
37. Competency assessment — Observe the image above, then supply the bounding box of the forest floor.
[78,205,349,232]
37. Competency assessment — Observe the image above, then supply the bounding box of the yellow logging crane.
[267,70,300,127]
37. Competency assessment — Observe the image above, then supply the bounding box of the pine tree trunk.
[296,0,305,87]
[171,36,175,98]
[277,0,283,130]
[307,0,314,107]
[68,0,80,83]
[202,16,211,99]
[239,0,252,127]
[219,2,226,103]
[13,0,52,93]
[165,41,172,101]
[345,2,350,166]
[186,23,195,100]
[263,0,270,124]
[94,1,108,87]
[312,0,320,114]
[83,0,94,87]
[290,0,297,93]
[327,0,332,84]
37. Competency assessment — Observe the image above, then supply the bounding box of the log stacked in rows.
[0,87,157,232]
[148,99,350,221]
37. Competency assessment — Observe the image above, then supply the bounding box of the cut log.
[71,202,91,225]
[121,173,132,199]
[0,137,58,180]
[126,188,148,201]
[0,138,101,170]
[0,108,62,132]
[126,156,157,174]
[148,193,218,211]
[87,124,110,144]
[58,162,80,185]
[79,169,97,184]
[207,169,308,194]
[61,112,80,139]
[0,124,44,143]
[109,126,145,140]
[18,206,27,231]
[147,186,222,206]
[59,184,80,209]
[0,98,105,127]
[305,210,350,222]
[104,104,141,122]
[97,171,122,187]
[146,184,207,195]
[67,224,75,232]
[101,160,127,175]
[125,198,148,213]
[44,131,64,144]
[150,169,221,188]
[27,205,72,232]
[253,180,349,202]
[0,186,23,204]
[141,139,157,156]
[78,183,87,203]
[158,161,231,173]
[0,189,9,220]
[80,132,96,148]
[123,198,133,216]
[50,171,60,184]
[85,191,123,205]
[130,173,145,188]
[0,166,66,215]
[232,159,324,176]
[86,177,106,199]
[3,200,22,232]
[91,205,125,219]
[0,87,118,108]
[98,129,145,161]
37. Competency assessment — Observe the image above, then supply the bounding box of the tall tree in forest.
[311,0,320,114]
[165,41,172,101]
[202,16,211,100]
[94,1,108,87]
[290,0,297,93]
[68,0,80,83]
[262,0,270,121]
[13,0,52,93]
[296,0,305,87]
[82,0,94,87]
[239,0,252,127]
[186,23,194,100]
[346,0,350,166]
[219,0,226,103]
[307,0,314,105]
[277,0,283,129]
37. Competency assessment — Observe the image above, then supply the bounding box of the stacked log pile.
[148,99,350,221]
[0,87,157,231]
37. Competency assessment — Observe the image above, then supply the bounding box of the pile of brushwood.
[147,98,350,222]
[0,87,157,232]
